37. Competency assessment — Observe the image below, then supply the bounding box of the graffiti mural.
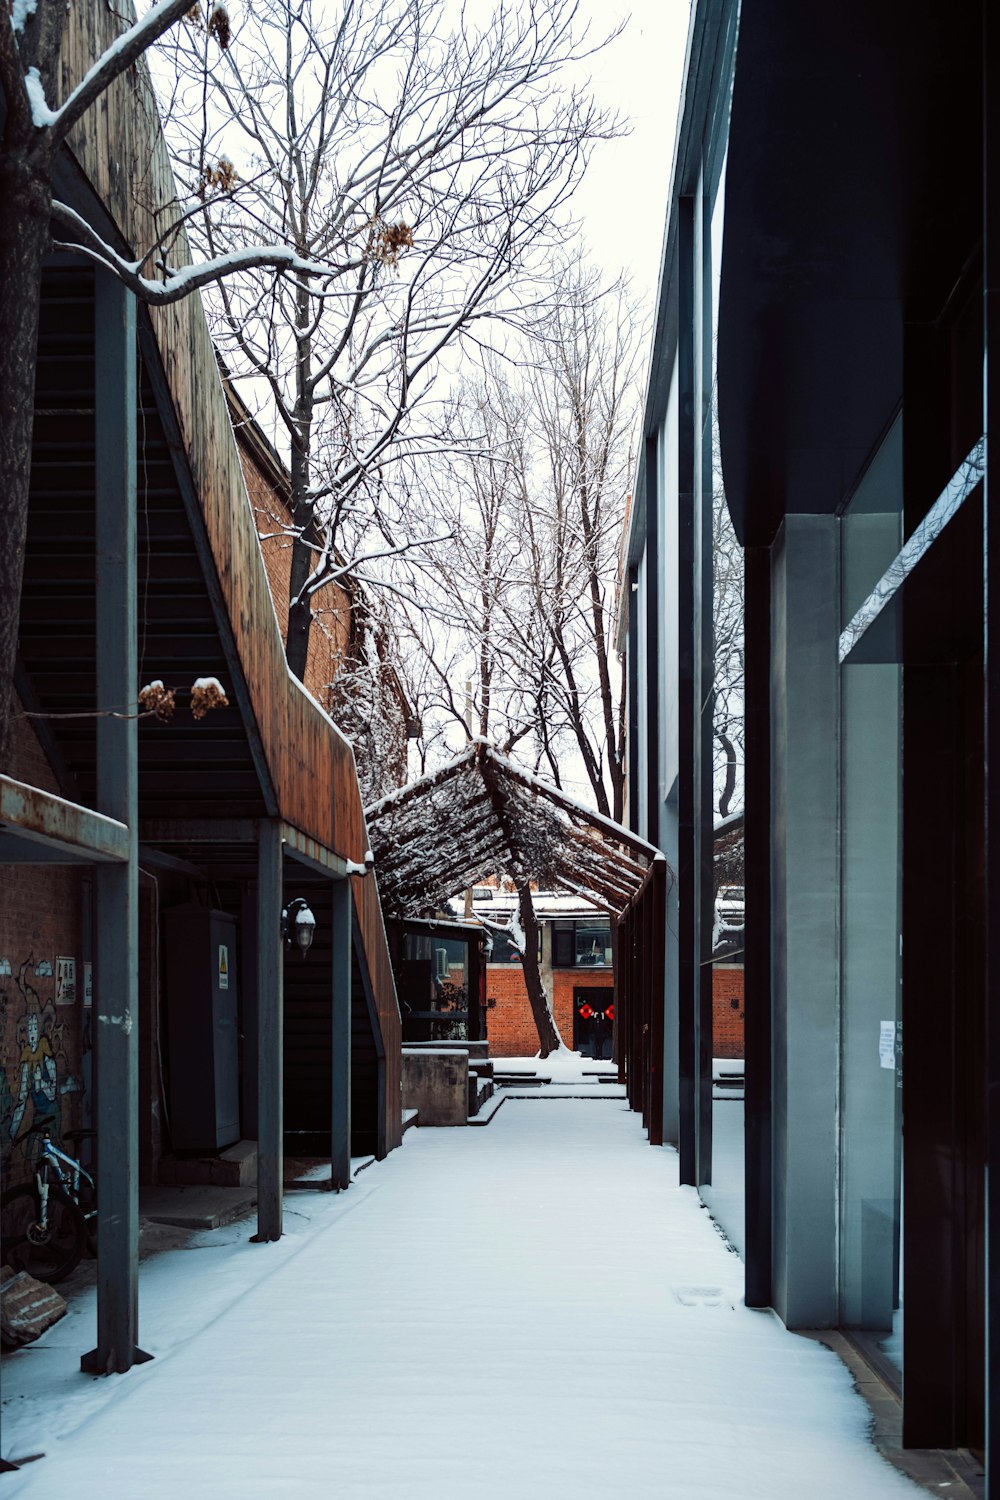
[0,958,82,1165]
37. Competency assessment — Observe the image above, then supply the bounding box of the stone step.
[159,1139,257,1188]
[139,1185,258,1231]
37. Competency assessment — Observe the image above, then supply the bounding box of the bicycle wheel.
[1,1181,86,1283]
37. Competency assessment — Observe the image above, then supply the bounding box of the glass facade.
[400,932,470,1041]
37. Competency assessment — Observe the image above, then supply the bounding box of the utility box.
[163,905,240,1152]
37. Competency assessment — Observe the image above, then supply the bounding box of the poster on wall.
[218,945,229,991]
[83,961,92,1007]
[55,956,77,1005]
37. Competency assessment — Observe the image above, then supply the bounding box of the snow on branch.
[50,201,336,306]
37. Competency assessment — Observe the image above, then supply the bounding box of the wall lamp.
[345,850,375,877]
[282,897,316,956]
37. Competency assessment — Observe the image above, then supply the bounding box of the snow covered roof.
[448,890,607,921]
[366,740,664,919]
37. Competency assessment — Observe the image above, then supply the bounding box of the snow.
[714,808,744,836]
[494,1055,614,1076]
[452,889,607,921]
[10,0,37,35]
[2,1102,922,1499]
[23,68,57,128]
[191,675,226,693]
[482,739,661,859]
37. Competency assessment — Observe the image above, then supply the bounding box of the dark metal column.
[82,275,147,1375]
[695,175,716,1191]
[677,194,698,1186]
[627,567,640,838]
[742,543,773,1310]
[330,877,352,1190]
[644,449,661,850]
[255,821,283,1241]
[982,4,999,1481]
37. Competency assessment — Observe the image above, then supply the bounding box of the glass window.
[551,922,574,968]
[549,919,612,968]
[574,920,612,967]
[489,931,520,964]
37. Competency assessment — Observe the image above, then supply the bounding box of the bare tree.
[0,0,371,770]
[369,263,637,1055]
[711,393,744,818]
[157,0,621,683]
[509,268,636,820]
[423,262,637,817]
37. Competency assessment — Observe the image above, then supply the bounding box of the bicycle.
[1,1117,97,1284]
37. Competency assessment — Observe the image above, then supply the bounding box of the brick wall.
[0,717,87,1184]
[486,964,614,1057]
[712,963,744,1059]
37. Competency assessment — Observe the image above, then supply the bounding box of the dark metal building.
[620,0,998,1482]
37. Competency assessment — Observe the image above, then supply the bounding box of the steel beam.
[0,775,128,863]
[254,820,284,1241]
[82,276,149,1375]
[283,822,349,879]
[330,878,352,1190]
[138,818,258,845]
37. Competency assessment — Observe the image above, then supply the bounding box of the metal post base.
[81,1346,153,1375]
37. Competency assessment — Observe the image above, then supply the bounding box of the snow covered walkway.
[3,1098,922,1499]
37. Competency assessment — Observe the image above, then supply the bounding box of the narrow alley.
[3,1098,921,1499]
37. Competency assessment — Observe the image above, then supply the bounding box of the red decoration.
[605,1004,615,1022]
[579,1003,594,1020]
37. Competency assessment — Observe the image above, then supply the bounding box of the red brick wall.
[485,965,614,1057]
[712,963,744,1059]
[0,717,87,1184]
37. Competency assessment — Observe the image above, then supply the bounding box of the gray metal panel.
[769,515,840,1328]
[162,906,240,1150]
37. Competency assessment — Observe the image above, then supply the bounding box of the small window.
[575,920,612,967]
[552,922,575,968]
[490,931,520,964]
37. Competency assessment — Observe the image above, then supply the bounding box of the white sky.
[569,0,690,308]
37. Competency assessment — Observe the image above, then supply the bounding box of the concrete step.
[139,1185,258,1231]
[159,1140,257,1189]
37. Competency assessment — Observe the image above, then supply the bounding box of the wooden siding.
[58,4,401,1151]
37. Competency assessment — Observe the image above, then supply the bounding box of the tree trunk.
[517,880,563,1057]
[717,728,738,818]
[285,564,314,684]
[285,307,315,684]
[0,156,51,772]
